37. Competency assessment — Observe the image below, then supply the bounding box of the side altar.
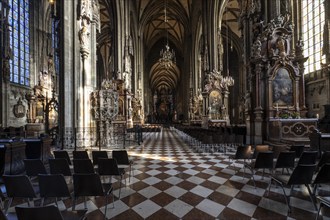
[268,118,317,145]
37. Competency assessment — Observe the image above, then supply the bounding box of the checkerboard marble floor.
[6,127,330,219]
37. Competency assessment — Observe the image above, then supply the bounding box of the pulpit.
[90,78,119,149]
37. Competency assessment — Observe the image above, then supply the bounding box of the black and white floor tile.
[4,127,330,220]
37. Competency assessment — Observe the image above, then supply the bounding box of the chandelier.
[159,0,175,69]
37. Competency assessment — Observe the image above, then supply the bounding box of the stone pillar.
[60,0,79,149]
[75,0,99,147]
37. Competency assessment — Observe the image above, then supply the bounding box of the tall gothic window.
[302,0,326,74]
[52,19,60,76]
[8,0,30,85]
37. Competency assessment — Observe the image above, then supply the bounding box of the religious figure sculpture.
[79,19,89,47]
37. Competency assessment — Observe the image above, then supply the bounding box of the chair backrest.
[72,151,89,160]
[287,164,316,185]
[38,174,71,198]
[24,159,47,177]
[234,145,252,160]
[317,151,330,170]
[49,158,72,176]
[297,151,318,165]
[289,145,305,158]
[53,150,72,165]
[275,151,296,169]
[73,159,95,174]
[112,150,130,165]
[252,145,270,159]
[73,173,104,197]
[92,151,108,165]
[98,158,121,176]
[313,163,330,185]
[15,205,64,220]
[3,175,37,198]
[254,151,274,169]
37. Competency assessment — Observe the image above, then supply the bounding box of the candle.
[276,103,279,111]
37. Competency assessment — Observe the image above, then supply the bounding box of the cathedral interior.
[0,0,330,219]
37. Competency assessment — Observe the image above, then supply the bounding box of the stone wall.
[305,68,330,118]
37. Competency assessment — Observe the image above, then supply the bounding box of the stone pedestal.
[25,123,45,138]
[202,116,209,129]
[268,118,318,145]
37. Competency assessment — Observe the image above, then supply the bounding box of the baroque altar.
[250,13,309,144]
[201,69,234,128]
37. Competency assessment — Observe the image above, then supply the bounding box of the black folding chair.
[312,163,330,195]
[229,145,253,174]
[112,150,133,182]
[23,159,47,179]
[317,151,330,171]
[91,150,108,166]
[73,159,95,174]
[49,158,72,176]
[3,175,37,214]
[267,164,317,212]
[72,151,89,160]
[73,173,113,217]
[245,151,274,187]
[15,205,86,220]
[53,150,72,165]
[38,174,72,208]
[274,151,295,174]
[98,158,125,198]
[297,151,318,165]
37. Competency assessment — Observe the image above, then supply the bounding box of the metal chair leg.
[305,184,318,211]
[316,202,323,220]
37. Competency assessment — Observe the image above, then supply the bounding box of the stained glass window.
[8,0,30,85]
[302,0,326,74]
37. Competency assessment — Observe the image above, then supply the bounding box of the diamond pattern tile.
[3,127,330,219]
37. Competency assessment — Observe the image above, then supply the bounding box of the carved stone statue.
[276,35,287,58]
[252,37,262,58]
[79,19,89,47]
[295,39,304,57]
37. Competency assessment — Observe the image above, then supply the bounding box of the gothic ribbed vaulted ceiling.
[137,0,191,92]
[135,0,240,92]
[98,0,240,92]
